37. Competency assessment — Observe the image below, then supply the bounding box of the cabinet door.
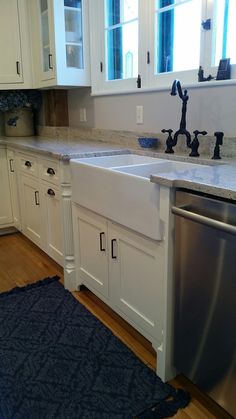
[7,150,21,229]
[19,174,44,248]
[54,0,90,86]
[41,183,64,266]
[0,0,23,84]
[38,0,55,81]
[109,222,164,341]
[0,149,13,226]
[72,204,109,298]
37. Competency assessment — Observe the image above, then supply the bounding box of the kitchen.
[0,0,236,418]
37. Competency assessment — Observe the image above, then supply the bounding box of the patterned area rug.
[0,277,189,418]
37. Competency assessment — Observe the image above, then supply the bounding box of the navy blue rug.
[0,276,189,418]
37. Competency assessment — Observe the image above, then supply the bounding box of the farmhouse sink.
[113,160,203,177]
[70,155,207,240]
[74,153,159,168]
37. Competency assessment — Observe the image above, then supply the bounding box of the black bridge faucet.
[170,79,191,147]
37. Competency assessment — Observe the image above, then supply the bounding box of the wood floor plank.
[0,232,232,419]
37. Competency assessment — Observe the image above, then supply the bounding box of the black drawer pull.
[47,167,55,175]
[47,188,55,196]
[16,61,20,75]
[99,232,105,251]
[25,160,32,168]
[9,159,14,172]
[111,239,117,259]
[48,54,53,69]
[35,191,40,205]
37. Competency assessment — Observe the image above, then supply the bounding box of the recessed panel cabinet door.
[0,149,13,226]
[19,175,44,248]
[0,0,23,84]
[72,204,109,298]
[109,222,164,342]
[41,183,64,266]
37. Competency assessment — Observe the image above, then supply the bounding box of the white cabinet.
[7,149,21,230]
[17,152,64,266]
[41,182,64,266]
[30,0,90,87]
[0,0,32,88]
[72,205,109,298]
[19,173,44,247]
[0,148,13,227]
[72,204,163,342]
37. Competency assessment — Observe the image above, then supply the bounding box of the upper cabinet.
[30,0,91,88]
[0,0,32,89]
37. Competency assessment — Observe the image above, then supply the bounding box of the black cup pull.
[47,167,55,175]
[99,232,106,251]
[111,239,117,259]
[47,188,55,196]
[25,160,32,168]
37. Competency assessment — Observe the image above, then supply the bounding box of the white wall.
[68,84,236,137]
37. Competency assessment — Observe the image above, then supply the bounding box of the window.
[89,0,236,94]
[213,0,236,65]
[105,0,138,80]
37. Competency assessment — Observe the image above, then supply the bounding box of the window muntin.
[104,0,139,80]
[155,0,202,74]
[213,0,236,65]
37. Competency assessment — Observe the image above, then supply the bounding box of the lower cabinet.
[19,174,44,248]
[72,203,163,342]
[0,148,13,227]
[41,182,64,266]
[17,152,64,266]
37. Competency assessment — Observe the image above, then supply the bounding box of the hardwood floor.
[0,232,231,419]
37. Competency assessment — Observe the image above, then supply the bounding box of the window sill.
[91,78,236,97]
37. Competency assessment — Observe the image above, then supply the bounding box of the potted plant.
[0,90,42,137]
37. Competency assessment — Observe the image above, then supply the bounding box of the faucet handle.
[193,130,207,136]
[162,129,174,154]
[161,129,173,134]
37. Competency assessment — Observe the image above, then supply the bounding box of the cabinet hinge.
[136,74,141,88]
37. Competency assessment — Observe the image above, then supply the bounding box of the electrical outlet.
[79,108,87,122]
[136,105,143,124]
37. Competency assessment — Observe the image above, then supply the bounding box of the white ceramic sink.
[75,153,160,168]
[113,160,203,178]
[70,155,207,240]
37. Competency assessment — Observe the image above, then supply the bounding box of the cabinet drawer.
[40,159,60,186]
[17,153,38,177]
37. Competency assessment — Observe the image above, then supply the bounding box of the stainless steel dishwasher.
[172,190,236,418]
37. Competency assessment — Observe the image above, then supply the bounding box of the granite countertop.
[0,136,130,160]
[1,134,236,201]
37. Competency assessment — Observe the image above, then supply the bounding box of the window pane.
[155,0,201,73]
[105,0,138,81]
[105,0,138,26]
[213,0,236,65]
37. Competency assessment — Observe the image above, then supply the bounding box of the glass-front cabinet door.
[64,0,84,69]
[39,0,55,80]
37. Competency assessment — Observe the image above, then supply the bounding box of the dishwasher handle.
[172,205,236,236]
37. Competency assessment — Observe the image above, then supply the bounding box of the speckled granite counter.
[1,134,236,201]
[150,162,236,201]
[0,136,130,160]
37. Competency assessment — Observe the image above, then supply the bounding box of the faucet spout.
[170,79,183,99]
[171,79,191,147]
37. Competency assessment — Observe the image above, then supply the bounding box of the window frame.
[89,0,236,96]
